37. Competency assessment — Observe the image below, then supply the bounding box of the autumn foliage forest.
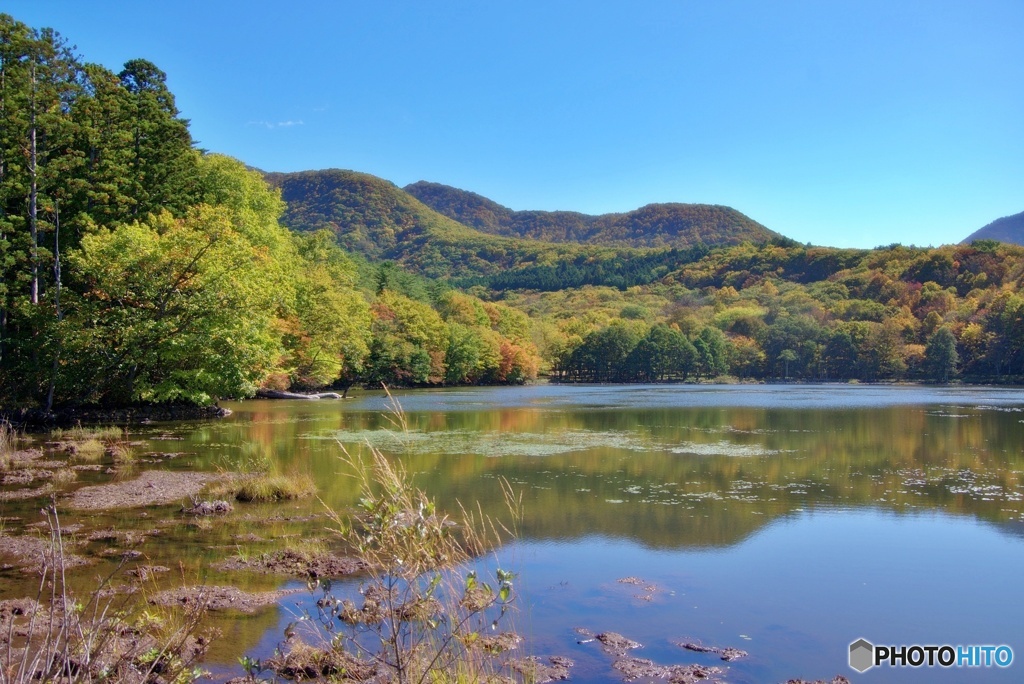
[2,14,1023,411]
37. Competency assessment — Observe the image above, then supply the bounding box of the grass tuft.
[51,425,133,463]
[50,468,78,485]
[51,425,125,441]
[206,472,317,503]
[0,420,19,470]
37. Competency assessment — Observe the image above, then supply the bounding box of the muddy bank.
[0,593,213,684]
[511,655,574,683]
[217,548,366,579]
[1,403,230,429]
[240,639,382,683]
[0,598,41,641]
[151,586,304,614]
[65,470,221,509]
[0,533,92,572]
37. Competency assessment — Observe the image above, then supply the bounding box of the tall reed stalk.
[0,504,211,684]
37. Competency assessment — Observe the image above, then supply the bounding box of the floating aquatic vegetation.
[670,440,781,457]
[319,427,659,458]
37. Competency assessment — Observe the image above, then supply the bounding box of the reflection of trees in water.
[196,402,1024,550]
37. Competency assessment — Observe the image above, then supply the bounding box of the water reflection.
[205,386,1024,550]
[5,384,1024,681]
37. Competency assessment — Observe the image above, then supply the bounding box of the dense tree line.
[537,239,1024,385]
[455,246,710,292]
[0,15,539,410]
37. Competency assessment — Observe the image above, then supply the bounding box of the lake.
[5,383,1024,682]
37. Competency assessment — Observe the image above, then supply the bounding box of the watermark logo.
[849,638,1013,673]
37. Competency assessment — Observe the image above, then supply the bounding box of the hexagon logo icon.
[849,638,875,673]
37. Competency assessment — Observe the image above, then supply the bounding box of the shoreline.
[0,403,231,430]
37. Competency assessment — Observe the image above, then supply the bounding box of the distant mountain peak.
[962,210,1024,246]
[404,181,779,248]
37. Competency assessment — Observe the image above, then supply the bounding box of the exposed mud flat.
[151,585,304,614]
[511,655,574,682]
[0,598,41,643]
[612,657,724,683]
[64,469,221,509]
[217,548,366,578]
[617,575,660,601]
[0,483,54,501]
[595,631,643,656]
[0,448,69,501]
[0,532,92,572]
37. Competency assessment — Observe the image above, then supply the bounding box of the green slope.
[266,169,550,278]
[404,180,780,248]
[265,169,678,282]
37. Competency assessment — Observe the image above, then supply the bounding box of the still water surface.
[11,383,1024,682]
[204,384,1024,682]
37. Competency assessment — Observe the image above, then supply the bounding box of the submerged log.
[256,389,344,400]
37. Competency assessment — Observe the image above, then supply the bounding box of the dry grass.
[50,426,125,442]
[205,471,317,503]
[0,421,20,470]
[279,439,524,684]
[0,506,212,684]
[105,442,135,464]
[49,468,78,486]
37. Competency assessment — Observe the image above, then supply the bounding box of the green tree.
[778,349,798,379]
[627,324,697,381]
[694,326,729,379]
[444,322,486,384]
[821,328,858,380]
[118,58,198,218]
[572,323,642,382]
[857,321,907,380]
[924,326,959,383]
[60,208,279,405]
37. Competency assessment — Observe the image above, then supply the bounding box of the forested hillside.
[524,239,1024,384]
[266,169,583,278]
[962,211,1024,246]
[0,15,541,410]
[267,170,776,292]
[405,180,779,247]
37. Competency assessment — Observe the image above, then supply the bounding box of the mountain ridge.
[264,169,658,280]
[962,210,1024,246]
[404,180,780,248]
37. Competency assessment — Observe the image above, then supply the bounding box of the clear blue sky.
[7,1,1022,248]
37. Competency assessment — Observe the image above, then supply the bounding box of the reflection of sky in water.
[210,509,1024,684]
[335,384,1024,413]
